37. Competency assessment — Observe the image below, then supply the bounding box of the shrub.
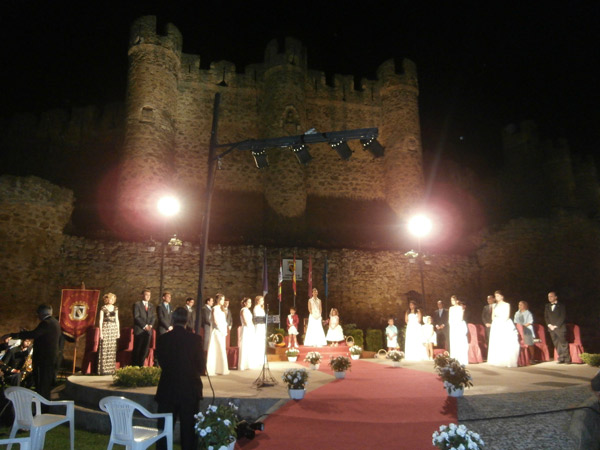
[580,353,600,367]
[113,366,161,387]
[366,329,383,351]
[345,327,364,347]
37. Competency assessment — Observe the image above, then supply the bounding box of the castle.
[117,16,424,242]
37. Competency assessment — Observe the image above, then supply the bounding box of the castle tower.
[377,59,424,218]
[117,16,182,235]
[259,38,308,217]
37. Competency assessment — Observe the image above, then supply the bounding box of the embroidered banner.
[59,288,100,339]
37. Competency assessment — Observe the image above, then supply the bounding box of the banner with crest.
[59,288,100,339]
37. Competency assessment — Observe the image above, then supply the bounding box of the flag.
[278,258,283,302]
[308,255,313,294]
[323,254,329,298]
[292,253,297,297]
[262,249,269,297]
[59,288,101,339]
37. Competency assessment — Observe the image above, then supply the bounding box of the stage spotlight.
[360,136,385,158]
[291,143,313,165]
[252,150,269,169]
[329,140,353,160]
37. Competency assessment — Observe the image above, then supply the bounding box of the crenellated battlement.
[129,16,182,56]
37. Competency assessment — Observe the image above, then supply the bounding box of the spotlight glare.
[291,143,312,165]
[252,150,269,169]
[157,196,180,217]
[360,136,385,158]
[407,214,432,238]
[329,140,353,160]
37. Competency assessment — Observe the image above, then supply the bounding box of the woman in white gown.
[250,295,266,369]
[404,301,427,361]
[238,297,253,371]
[206,294,230,375]
[303,288,327,347]
[449,295,469,365]
[487,290,520,367]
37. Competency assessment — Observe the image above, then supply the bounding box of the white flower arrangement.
[285,348,300,357]
[304,351,322,364]
[282,368,309,389]
[349,345,363,355]
[432,423,485,449]
[194,402,239,449]
[387,350,405,362]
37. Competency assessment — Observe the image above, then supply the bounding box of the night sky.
[2,1,598,173]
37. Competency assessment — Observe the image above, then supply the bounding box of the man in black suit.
[157,291,173,335]
[9,304,61,400]
[155,307,205,450]
[432,300,449,350]
[132,288,156,366]
[481,294,495,343]
[184,297,196,332]
[545,291,571,364]
[201,297,214,351]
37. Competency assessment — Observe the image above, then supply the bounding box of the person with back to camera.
[97,292,120,375]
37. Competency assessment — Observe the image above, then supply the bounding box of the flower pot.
[351,354,360,360]
[446,386,464,397]
[169,245,181,252]
[226,439,237,450]
[146,246,156,252]
[334,371,346,379]
[392,361,401,367]
[288,388,306,400]
[310,363,320,370]
[287,356,298,362]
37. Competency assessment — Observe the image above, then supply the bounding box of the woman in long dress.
[449,295,469,365]
[97,293,120,375]
[250,295,266,369]
[206,294,229,375]
[303,288,327,347]
[487,290,520,367]
[404,301,427,361]
[238,297,254,371]
[325,308,344,346]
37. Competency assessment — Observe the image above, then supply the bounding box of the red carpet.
[239,360,457,449]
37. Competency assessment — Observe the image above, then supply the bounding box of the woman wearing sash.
[303,288,327,347]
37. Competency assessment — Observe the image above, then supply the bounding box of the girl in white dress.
[238,297,254,371]
[487,290,520,367]
[449,295,469,365]
[404,301,427,361]
[304,288,327,347]
[421,316,437,361]
[206,294,230,375]
[325,308,344,346]
[250,295,266,369]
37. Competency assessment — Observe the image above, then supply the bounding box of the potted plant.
[387,350,405,367]
[195,402,240,450]
[145,237,158,252]
[433,353,473,397]
[349,345,362,360]
[329,355,351,379]
[167,234,183,252]
[285,348,300,362]
[304,351,322,370]
[432,423,485,449]
[282,368,309,400]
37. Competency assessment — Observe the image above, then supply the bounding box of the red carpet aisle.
[240,360,457,449]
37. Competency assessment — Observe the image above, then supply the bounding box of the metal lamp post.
[157,195,180,296]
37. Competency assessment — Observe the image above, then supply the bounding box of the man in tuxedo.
[432,300,449,350]
[184,297,196,332]
[157,291,173,335]
[481,295,495,343]
[9,304,61,400]
[545,291,571,364]
[132,289,156,366]
[155,307,205,450]
[201,297,214,351]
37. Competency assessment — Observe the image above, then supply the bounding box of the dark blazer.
[544,302,566,327]
[201,305,212,327]
[432,308,449,328]
[15,315,61,367]
[287,314,299,329]
[157,303,173,335]
[225,308,233,329]
[155,326,205,404]
[481,304,493,325]
[185,306,196,332]
[133,301,156,335]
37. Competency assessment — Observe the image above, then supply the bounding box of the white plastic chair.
[4,386,74,450]
[99,396,173,450]
[0,437,31,450]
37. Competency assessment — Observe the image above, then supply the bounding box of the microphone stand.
[253,304,277,388]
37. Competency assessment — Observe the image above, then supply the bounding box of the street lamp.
[157,195,180,296]
[406,214,433,308]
